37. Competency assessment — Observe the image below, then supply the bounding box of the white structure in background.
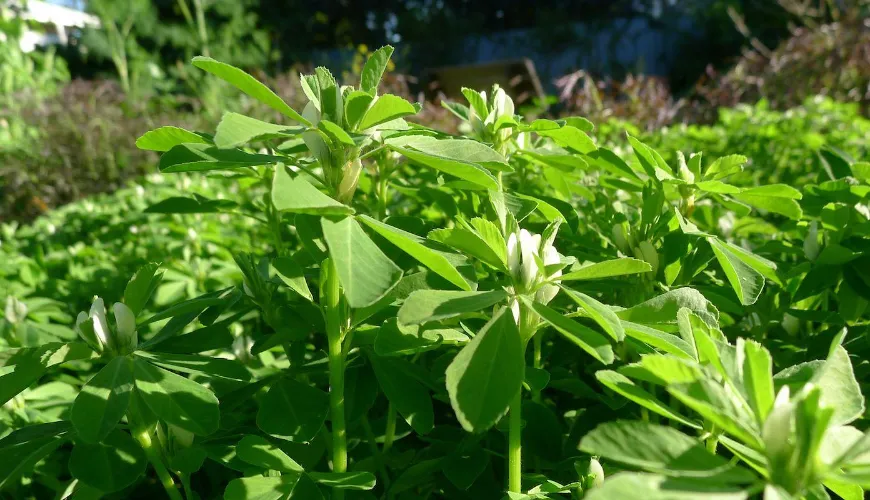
[4,0,99,52]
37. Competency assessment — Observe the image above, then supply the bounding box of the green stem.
[360,416,391,489]
[383,404,397,452]
[531,333,543,403]
[133,430,183,500]
[507,389,523,493]
[324,258,347,500]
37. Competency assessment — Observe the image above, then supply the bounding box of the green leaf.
[235,435,303,472]
[171,446,207,474]
[271,166,354,216]
[145,195,238,215]
[616,288,719,327]
[446,308,524,432]
[398,289,508,325]
[525,298,613,364]
[704,155,747,181]
[0,422,70,489]
[214,112,302,149]
[585,473,749,500]
[224,474,323,500]
[628,133,673,180]
[386,136,499,190]
[375,317,464,356]
[623,321,695,359]
[133,358,220,436]
[137,351,251,382]
[192,56,311,125]
[562,287,625,341]
[71,356,134,443]
[257,378,329,442]
[536,125,596,154]
[309,471,377,490]
[559,258,652,281]
[580,421,755,482]
[271,255,313,301]
[139,294,224,326]
[389,135,510,171]
[709,238,766,306]
[360,45,394,94]
[136,126,208,152]
[852,162,870,184]
[733,185,803,220]
[358,94,419,130]
[159,143,282,173]
[0,342,95,406]
[344,90,375,130]
[596,371,699,428]
[695,180,741,194]
[124,263,163,316]
[318,119,355,146]
[428,226,507,271]
[322,216,403,308]
[368,353,435,434]
[740,338,775,423]
[461,87,488,118]
[818,345,865,426]
[69,429,146,493]
[359,215,470,291]
[315,66,341,123]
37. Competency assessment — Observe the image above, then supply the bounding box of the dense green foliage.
[2,47,869,500]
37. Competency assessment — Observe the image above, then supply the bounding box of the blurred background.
[1,0,868,223]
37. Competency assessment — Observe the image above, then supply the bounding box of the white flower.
[536,244,562,304]
[75,297,138,355]
[113,302,138,353]
[510,298,520,323]
[763,386,794,461]
[90,297,112,352]
[507,228,561,303]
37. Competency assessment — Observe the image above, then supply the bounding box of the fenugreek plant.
[1,45,869,500]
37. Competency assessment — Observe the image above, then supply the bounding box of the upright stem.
[324,258,347,500]
[133,430,183,500]
[507,389,523,493]
[383,404,397,451]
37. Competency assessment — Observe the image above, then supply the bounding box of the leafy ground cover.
[1,47,869,500]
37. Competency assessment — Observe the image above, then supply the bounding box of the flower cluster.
[75,297,137,356]
[506,228,562,322]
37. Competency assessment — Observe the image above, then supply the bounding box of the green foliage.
[1,46,869,500]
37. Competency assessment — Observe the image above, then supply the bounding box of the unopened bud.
[336,158,363,203]
[586,458,604,488]
[4,296,27,324]
[638,240,659,276]
[612,224,629,254]
[112,302,138,354]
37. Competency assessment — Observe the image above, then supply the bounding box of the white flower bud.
[611,225,629,254]
[113,302,138,354]
[507,228,561,302]
[535,244,562,304]
[336,158,363,203]
[587,458,605,488]
[510,298,520,323]
[4,296,27,324]
[763,386,794,462]
[90,297,112,353]
[638,240,659,276]
[76,309,102,353]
